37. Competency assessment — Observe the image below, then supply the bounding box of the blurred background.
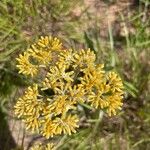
[0,0,150,149]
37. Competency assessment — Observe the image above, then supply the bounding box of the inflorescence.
[14,36,124,149]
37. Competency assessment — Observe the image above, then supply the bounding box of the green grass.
[0,0,150,150]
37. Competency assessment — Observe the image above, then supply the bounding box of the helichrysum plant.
[14,36,124,149]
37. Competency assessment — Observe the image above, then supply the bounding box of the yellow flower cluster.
[31,143,55,150]
[15,36,124,141]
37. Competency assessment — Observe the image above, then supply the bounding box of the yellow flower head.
[37,36,62,51]
[31,142,55,150]
[16,36,63,77]
[16,52,38,77]
[14,84,45,132]
[106,72,124,94]
[58,49,74,68]
[50,96,76,116]
[53,114,79,135]
[73,49,96,68]
[27,46,52,65]
[41,118,56,138]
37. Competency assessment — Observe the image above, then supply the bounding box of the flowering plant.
[14,36,123,149]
